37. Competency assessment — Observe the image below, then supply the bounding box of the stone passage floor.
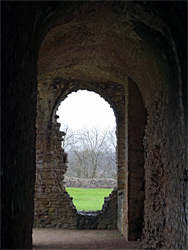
[33,228,141,249]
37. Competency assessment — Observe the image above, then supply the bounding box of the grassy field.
[66,187,113,211]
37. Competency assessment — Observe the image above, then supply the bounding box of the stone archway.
[34,2,166,241]
[34,78,126,230]
[35,34,147,239]
[2,2,187,249]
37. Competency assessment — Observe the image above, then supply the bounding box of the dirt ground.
[32,228,142,250]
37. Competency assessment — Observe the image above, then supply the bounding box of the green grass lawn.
[66,187,113,211]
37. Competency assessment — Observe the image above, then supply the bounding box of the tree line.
[62,126,117,179]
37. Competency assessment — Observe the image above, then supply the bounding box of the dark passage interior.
[2,2,187,250]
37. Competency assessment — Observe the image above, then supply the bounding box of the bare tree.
[102,127,117,178]
[62,126,117,179]
[61,125,78,151]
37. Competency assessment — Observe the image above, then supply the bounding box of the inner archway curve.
[35,0,176,243]
[50,81,121,126]
[56,89,116,131]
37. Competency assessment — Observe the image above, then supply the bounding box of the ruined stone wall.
[128,78,146,241]
[138,5,187,247]
[142,85,187,249]
[77,189,117,230]
[98,189,117,229]
[35,73,125,229]
[2,2,187,249]
[117,79,128,237]
[35,105,118,230]
[34,115,78,228]
[64,176,117,189]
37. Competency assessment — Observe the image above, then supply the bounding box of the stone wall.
[77,189,117,230]
[34,119,78,229]
[1,2,38,249]
[34,79,122,229]
[142,85,187,249]
[34,64,125,230]
[2,2,187,249]
[64,176,117,189]
[34,3,188,248]
[98,189,117,229]
[127,79,146,240]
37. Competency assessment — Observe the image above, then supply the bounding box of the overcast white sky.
[56,90,116,131]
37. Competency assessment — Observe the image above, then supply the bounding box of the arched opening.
[33,2,147,237]
[32,0,185,246]
[34,80,124,230]
[2,2,187,250]
[56,90,117,213]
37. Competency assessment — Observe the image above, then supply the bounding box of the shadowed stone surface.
[2,2,187,249]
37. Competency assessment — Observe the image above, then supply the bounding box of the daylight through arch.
[56,90,117,212]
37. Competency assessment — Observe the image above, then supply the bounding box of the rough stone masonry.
[64,176,117,189]
[2,2,187,250]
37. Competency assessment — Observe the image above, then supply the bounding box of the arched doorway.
[34,2,148,239]
[2,2,187,249]
[56,90,117,211]
[34,79,126,230]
